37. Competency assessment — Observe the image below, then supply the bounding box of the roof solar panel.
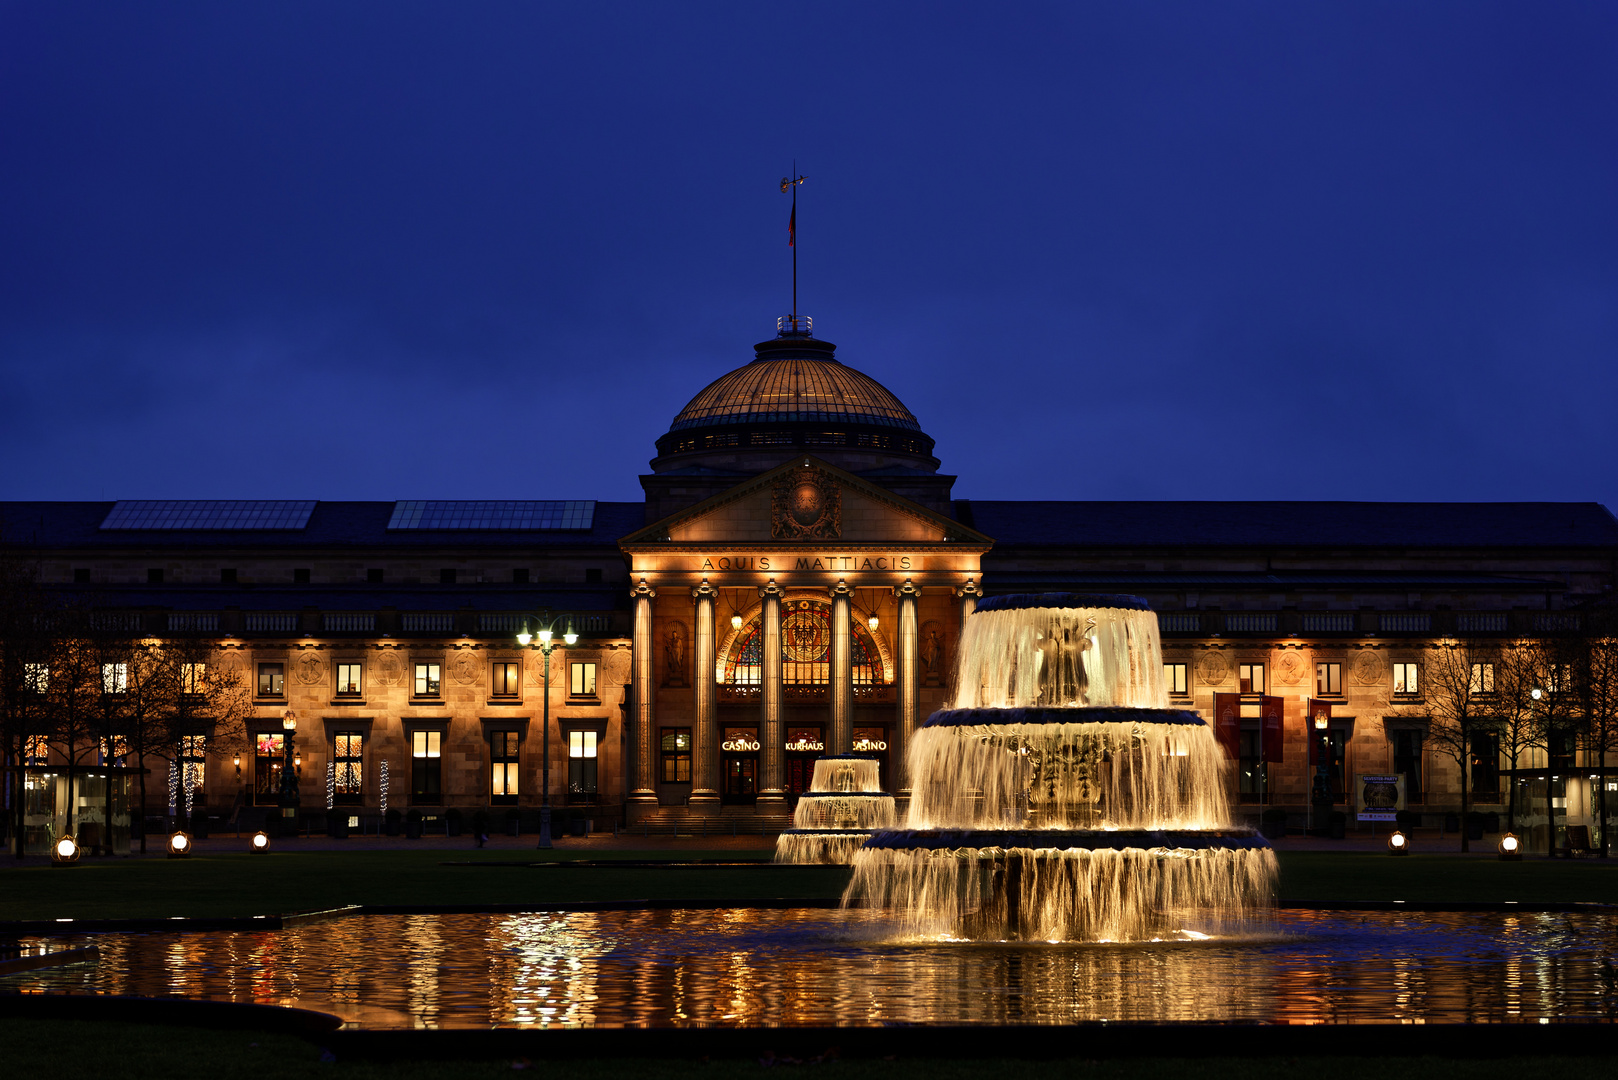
[388,501,596,531]
[100,500,317,530]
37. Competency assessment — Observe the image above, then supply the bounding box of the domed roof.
[669,335,921,433]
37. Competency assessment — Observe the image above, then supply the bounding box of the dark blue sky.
[3,3,1615,509]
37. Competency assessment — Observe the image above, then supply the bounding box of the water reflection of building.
[3,316,1616,845]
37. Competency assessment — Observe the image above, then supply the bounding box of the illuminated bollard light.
[168,832,193,859]
[250,831,271,854]
[1498,832,1522,862]
[51,836,81,866]
[1387,830,1410,856]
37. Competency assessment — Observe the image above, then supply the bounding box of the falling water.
[846,593,1276,941]
[775,755,897,864]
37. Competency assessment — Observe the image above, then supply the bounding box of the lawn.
[2,849,1616,923]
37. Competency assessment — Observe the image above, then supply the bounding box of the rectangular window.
[334,731,363,803]
[23,735,49,764]
[414,662,441,697]
[221,568,237,583]
[491,662,520,697]
[293,568,310,583]
[254,732,285,803]
[1239,663,1265,695]
[490,731,520,804]
[180,662,206,695]
[148,568,164,584]
[1163,663,1189,696]
[179,735,206,794]
[336,662,362,696]
[366,568,384,583]
[1392,662,1420,696]
[101,662,128,694]
[1469,662,1495,694]
[569,730,598,798]
[1393,730,1424,804]
[101,736,129,766]
[1316,662,1342,696]
[411,730,442,802]
[1547,664,1573,694]
[1471,731,1501,800]
[570,662,597,698]
[513,568,530,584]
[439,568,456,584]
[258,663,285,697]
[23,662,48,693]
[1238,726,1266,800]
[660,727,692,783]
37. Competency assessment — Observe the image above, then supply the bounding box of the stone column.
[629,579,658,814]
[957,577,982,622]
[829,579,853,754]
[894,579,920,800]
[689,580,720,809]
[757,580,786,814]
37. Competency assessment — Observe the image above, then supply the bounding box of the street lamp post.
[518,616,577,849]
[280,710,299,837]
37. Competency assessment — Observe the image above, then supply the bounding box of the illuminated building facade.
[4,317,1617,848]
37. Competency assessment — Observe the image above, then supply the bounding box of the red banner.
[1213,693,1241,760]
[1307,698,1332,764]
[1260,695,1285,763]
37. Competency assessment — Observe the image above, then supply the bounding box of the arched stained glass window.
[725,600,879,685]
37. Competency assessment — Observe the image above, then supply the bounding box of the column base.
[626,792,660,824]
[687,791,721,812]
[755,792,789,816]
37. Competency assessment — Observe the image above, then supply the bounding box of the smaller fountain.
[774,755,898,864]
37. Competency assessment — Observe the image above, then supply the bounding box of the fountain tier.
[845,593,1276,941]
[775,755,898,865]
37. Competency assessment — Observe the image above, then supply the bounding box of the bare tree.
[0,553,58,858]
[1492,641,1539,834]
[1395,638,1501,852]
[1519,634,1589,856]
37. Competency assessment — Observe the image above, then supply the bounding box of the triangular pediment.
[620,456,993,549]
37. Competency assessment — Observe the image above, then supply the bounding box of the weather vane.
[781,167,806,325]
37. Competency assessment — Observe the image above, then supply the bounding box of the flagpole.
[791,160,798,322]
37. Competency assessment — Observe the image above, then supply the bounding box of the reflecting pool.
[5,908,1618,1028]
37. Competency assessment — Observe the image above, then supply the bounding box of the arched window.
[725,599,880,685]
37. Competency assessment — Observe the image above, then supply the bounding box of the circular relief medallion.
[1274,652,1306,685]
[376,652,404,687]
[1197,651,1229,686]
[1352,651,1382,686]
[295,652,326,685]
[782,609,829,663]
[451,651,479,686]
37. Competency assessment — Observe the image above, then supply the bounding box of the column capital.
[630,578,656,600]
[758,579,784,600]
[955,578,983,599]
[691,578,718,602]
[827,578,853,599]
[893,578,921,599]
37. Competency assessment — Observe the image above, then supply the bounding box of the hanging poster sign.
[1357,773,1404,822]
[1260,696,1285,763]
[1212,693,1241,760]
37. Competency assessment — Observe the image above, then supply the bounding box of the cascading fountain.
[774,756,898,864]
[846,594,1276,942]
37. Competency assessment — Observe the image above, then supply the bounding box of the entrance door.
[784,726,825,802]
[721,727,760,805]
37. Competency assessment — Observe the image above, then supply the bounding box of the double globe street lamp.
[517,616,577,849]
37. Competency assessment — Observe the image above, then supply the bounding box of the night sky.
[3,3,1615,511]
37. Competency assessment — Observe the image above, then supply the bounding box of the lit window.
[411,729,442,802]
[569,730,598,796]
[180,735,206,793]
[24,735,49,764]
[334,731,363,802]
[101,662,128,694]
[660,728,691,783]
[1239,663,1265,695]
[101,736,129,765]
[254,732,286,802]
[1547,664,1573,693]
[414,663,441,697]
[258,663,284,697]
[491,731,520,803]
[570,662,597,698]
[1393,662,1420,696]
[181,663,206,695]
[1469,662,1495,694]
[1316,662,1342,696]
[1163,663,1188,696]
[336,662,362,696]
[23,662,47,693]
[491,662,520,697]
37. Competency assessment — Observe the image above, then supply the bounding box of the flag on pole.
[788,203,796,247]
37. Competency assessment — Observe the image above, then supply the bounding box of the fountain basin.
[861,828,1269,851]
